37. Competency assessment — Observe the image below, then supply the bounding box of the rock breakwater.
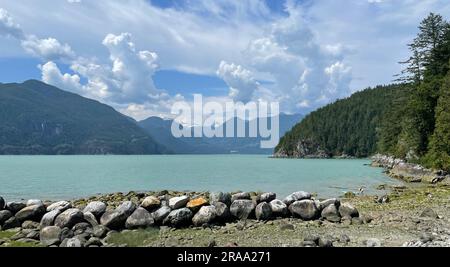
[0,190,361,247]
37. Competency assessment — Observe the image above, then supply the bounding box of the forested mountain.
[139,113,304,154]
[274,84,410,158]
[275,13,450,171]
[0,80,166,155]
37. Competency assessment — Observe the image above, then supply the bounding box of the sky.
[1,0,450,120]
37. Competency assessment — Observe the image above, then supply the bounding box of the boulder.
[22,220,40,229]
[283,191,311,205]
[420,208,438,219]
[338,203,359,218]
[152,206,172,224]
[269,199,288,217]
[209,192,232,206]
[0,210,13,225]
[192,206,216,226]
[40,210,62,229]
[59,227,74,240]
[6,202,26,214]
[40,226,62,246]
[2,216,20,229]
[318,237,334,247]
[54,208,84,229]
[255,202,272,221]
[259,192,276,203]
[168,196,190,209]
[213,202,231,222]
[26,199,44,207]
[72,222,92,236]
[187,198,208,212]
[231,192,251,202]
[100,201,136,230]
[83,201,107,218]
[83,212,99,227]
[46,201,72,212]
[289,200,319,220]
[163,208,193,228]
[230,200,255,220]
[140,196,160,211]
[85,237,104,247]
[15,204,46,222]
[0,196,4,210]
[125,207,154,229]
[62,236,86,247]
[319,198,340,209]
[321,204,341,223]
[93,225,108,238]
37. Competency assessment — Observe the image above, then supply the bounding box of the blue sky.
[1,0,450,119]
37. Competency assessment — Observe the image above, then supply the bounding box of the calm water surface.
[0,155,400,201]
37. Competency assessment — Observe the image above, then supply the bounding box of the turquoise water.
[0,155,399,201]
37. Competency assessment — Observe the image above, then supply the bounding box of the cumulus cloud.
[0,8,24,39]
[228,2,353,112]
[216,61,259,103]
[40,61,83,93]
[21,35,75,62]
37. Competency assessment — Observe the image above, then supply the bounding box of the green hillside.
[0,80,165,155]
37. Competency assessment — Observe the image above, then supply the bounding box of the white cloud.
[21,35,75,62]
[0,8,24,39]
[40,61,83,93]
[216,61,259,103]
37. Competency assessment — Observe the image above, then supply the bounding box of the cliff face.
[274,139,330,158]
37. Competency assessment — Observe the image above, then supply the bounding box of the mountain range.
[0,80,303,155]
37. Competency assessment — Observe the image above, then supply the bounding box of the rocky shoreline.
[0,190,362,247]
[371,154,450,184]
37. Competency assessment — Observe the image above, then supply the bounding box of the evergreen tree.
[426,69,450,170]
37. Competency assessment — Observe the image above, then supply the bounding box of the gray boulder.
[22,220,40,229]
[231,192,251,202]
[213,202,231,222]
[54,208,84,229]
[339,203,359,218]
[0,210,13,225]
[259,192,276,203]
[230,200,255,220]
[141,196,160,211]
[93,225,108,238]
[2,216,20,229]
[163,208,193,228]
[6,202,26,214]
[62,236,86,247]
[0,196,4,210]
[289,200,319,220]
[100,201,136,230]
[46,201,72,212]
[209,192,232,206]
[255,202,272,221]
[40,210,62,229]
[283,191,311,205]
[269,199,288,217]
[152,206,172,224]
[83,212,99,227]
[321,204,341,223]
[125,207,154,229]
[192,206,216,226]
[15,204,46,222]
[72,222,92,236]
[320,198,340,209]
[40,226,62,246]
[168,196,190,209]
[26,199,44,207]
[83,201,107,218]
